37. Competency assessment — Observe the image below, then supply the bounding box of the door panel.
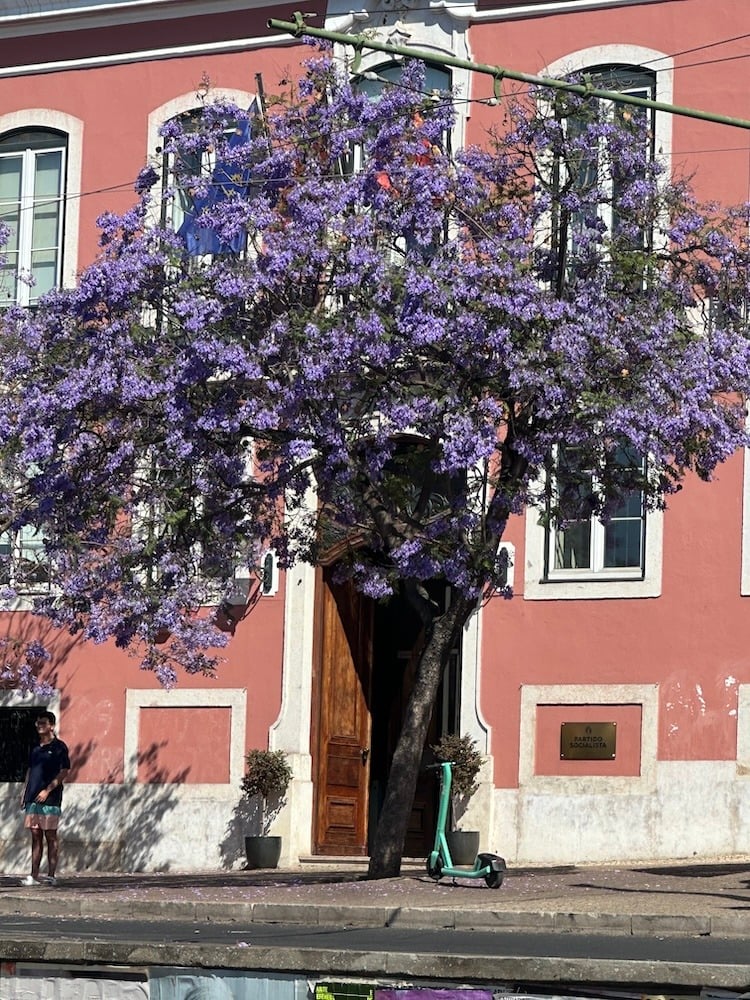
[314,572,372,855]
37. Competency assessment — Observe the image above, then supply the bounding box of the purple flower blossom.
[0,52,748,685]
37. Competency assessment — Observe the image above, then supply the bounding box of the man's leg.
[44,830,58,878]
[30,828,43,879]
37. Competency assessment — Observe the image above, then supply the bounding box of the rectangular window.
[552,67,655,293]
[0,523,50,591]
[547,445,646,580]
[0,135,65,306]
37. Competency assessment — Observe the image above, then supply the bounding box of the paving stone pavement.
[2,858,750,937]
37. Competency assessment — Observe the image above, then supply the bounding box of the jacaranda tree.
[2,45,750,877]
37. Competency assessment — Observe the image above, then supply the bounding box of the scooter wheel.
[427,857,443,880]
[484,869,503,889]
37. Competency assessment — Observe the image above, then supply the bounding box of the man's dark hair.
[37,710,56,726]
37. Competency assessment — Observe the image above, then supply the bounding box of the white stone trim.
[0,688,62,726]
[326,4,472,153]
[0,36,293,79]
[123,687,246,790]
[459,603,489,751]
[1,0,274,35]
[737,684,750,774]
[433,0,672,23]
[0,108,83,293]
[519,683,658,793]
[270,560,316,863]
[741,447,750,596]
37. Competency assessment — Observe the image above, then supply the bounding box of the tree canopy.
[2,46,750,873]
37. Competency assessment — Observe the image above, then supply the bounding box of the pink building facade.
[1,0,749,872]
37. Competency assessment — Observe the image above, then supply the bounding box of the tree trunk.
[367,588,475,879]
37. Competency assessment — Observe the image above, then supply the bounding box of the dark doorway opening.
[368,581,460,857]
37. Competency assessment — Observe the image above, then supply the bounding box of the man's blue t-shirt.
[24,738,71,808]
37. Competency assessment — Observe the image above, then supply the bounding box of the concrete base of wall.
[492,760,750,865]
[3,759,750,872]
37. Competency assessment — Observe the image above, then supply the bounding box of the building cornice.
[2,0,684,38]
[440,0,677,23]
[321,0,679,34]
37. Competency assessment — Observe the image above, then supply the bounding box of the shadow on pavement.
[0,870,368,892]
[634,863,750,877]
[572,880,750,910]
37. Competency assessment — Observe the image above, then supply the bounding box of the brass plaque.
[560,722,616,760]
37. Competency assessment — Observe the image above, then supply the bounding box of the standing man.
[20,711,70,886]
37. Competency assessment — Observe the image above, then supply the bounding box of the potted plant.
[240,748,292,869]
[430,732,483,864]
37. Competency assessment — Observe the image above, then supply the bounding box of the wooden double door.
[312,568,458,857]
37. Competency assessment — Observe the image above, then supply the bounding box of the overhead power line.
[268,12,750,133]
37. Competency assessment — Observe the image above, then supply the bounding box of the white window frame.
[0,132,66,306]
[545,445,648,581]
[524,482,663,600]
[0,110,82,300]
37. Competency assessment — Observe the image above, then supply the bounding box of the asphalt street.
[2,913,750,990]
[1,912,750,961]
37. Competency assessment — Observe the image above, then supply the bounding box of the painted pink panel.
[137,707,231,784]
[535,705,642,777]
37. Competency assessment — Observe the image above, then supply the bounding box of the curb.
[1,893,750,937]
[2,935,750,990]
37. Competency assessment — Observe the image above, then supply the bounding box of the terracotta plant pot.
[244,835,282,870]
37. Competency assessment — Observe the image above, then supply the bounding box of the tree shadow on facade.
[218,795,261,869]
[0,613,84,692]
[61,737,188,872]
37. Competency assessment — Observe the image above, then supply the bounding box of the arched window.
[357,62,453,152]
[0,127,67,306]
[158,103,254,257]
[358,62,452,100]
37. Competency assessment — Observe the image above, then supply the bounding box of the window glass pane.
[0,156,22,252]
[0,155,22,204]
[358,63,451,100]
[604,518,643,568]
[33,150,62,198]
[32,152,62,271]
[31,205,60,251]
[613,490,643,519]
[30,249,57,300]
[0,128,65,154]
[554,520,592,570]
[16,524,48,586]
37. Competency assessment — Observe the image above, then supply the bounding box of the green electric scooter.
[426,761,506,888]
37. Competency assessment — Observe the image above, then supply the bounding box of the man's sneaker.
[19,875,42,886]
[40,875,57,886]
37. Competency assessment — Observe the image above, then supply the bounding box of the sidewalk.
[2,858,750,938]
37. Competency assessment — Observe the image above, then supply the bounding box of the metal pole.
[268,12,750,132]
